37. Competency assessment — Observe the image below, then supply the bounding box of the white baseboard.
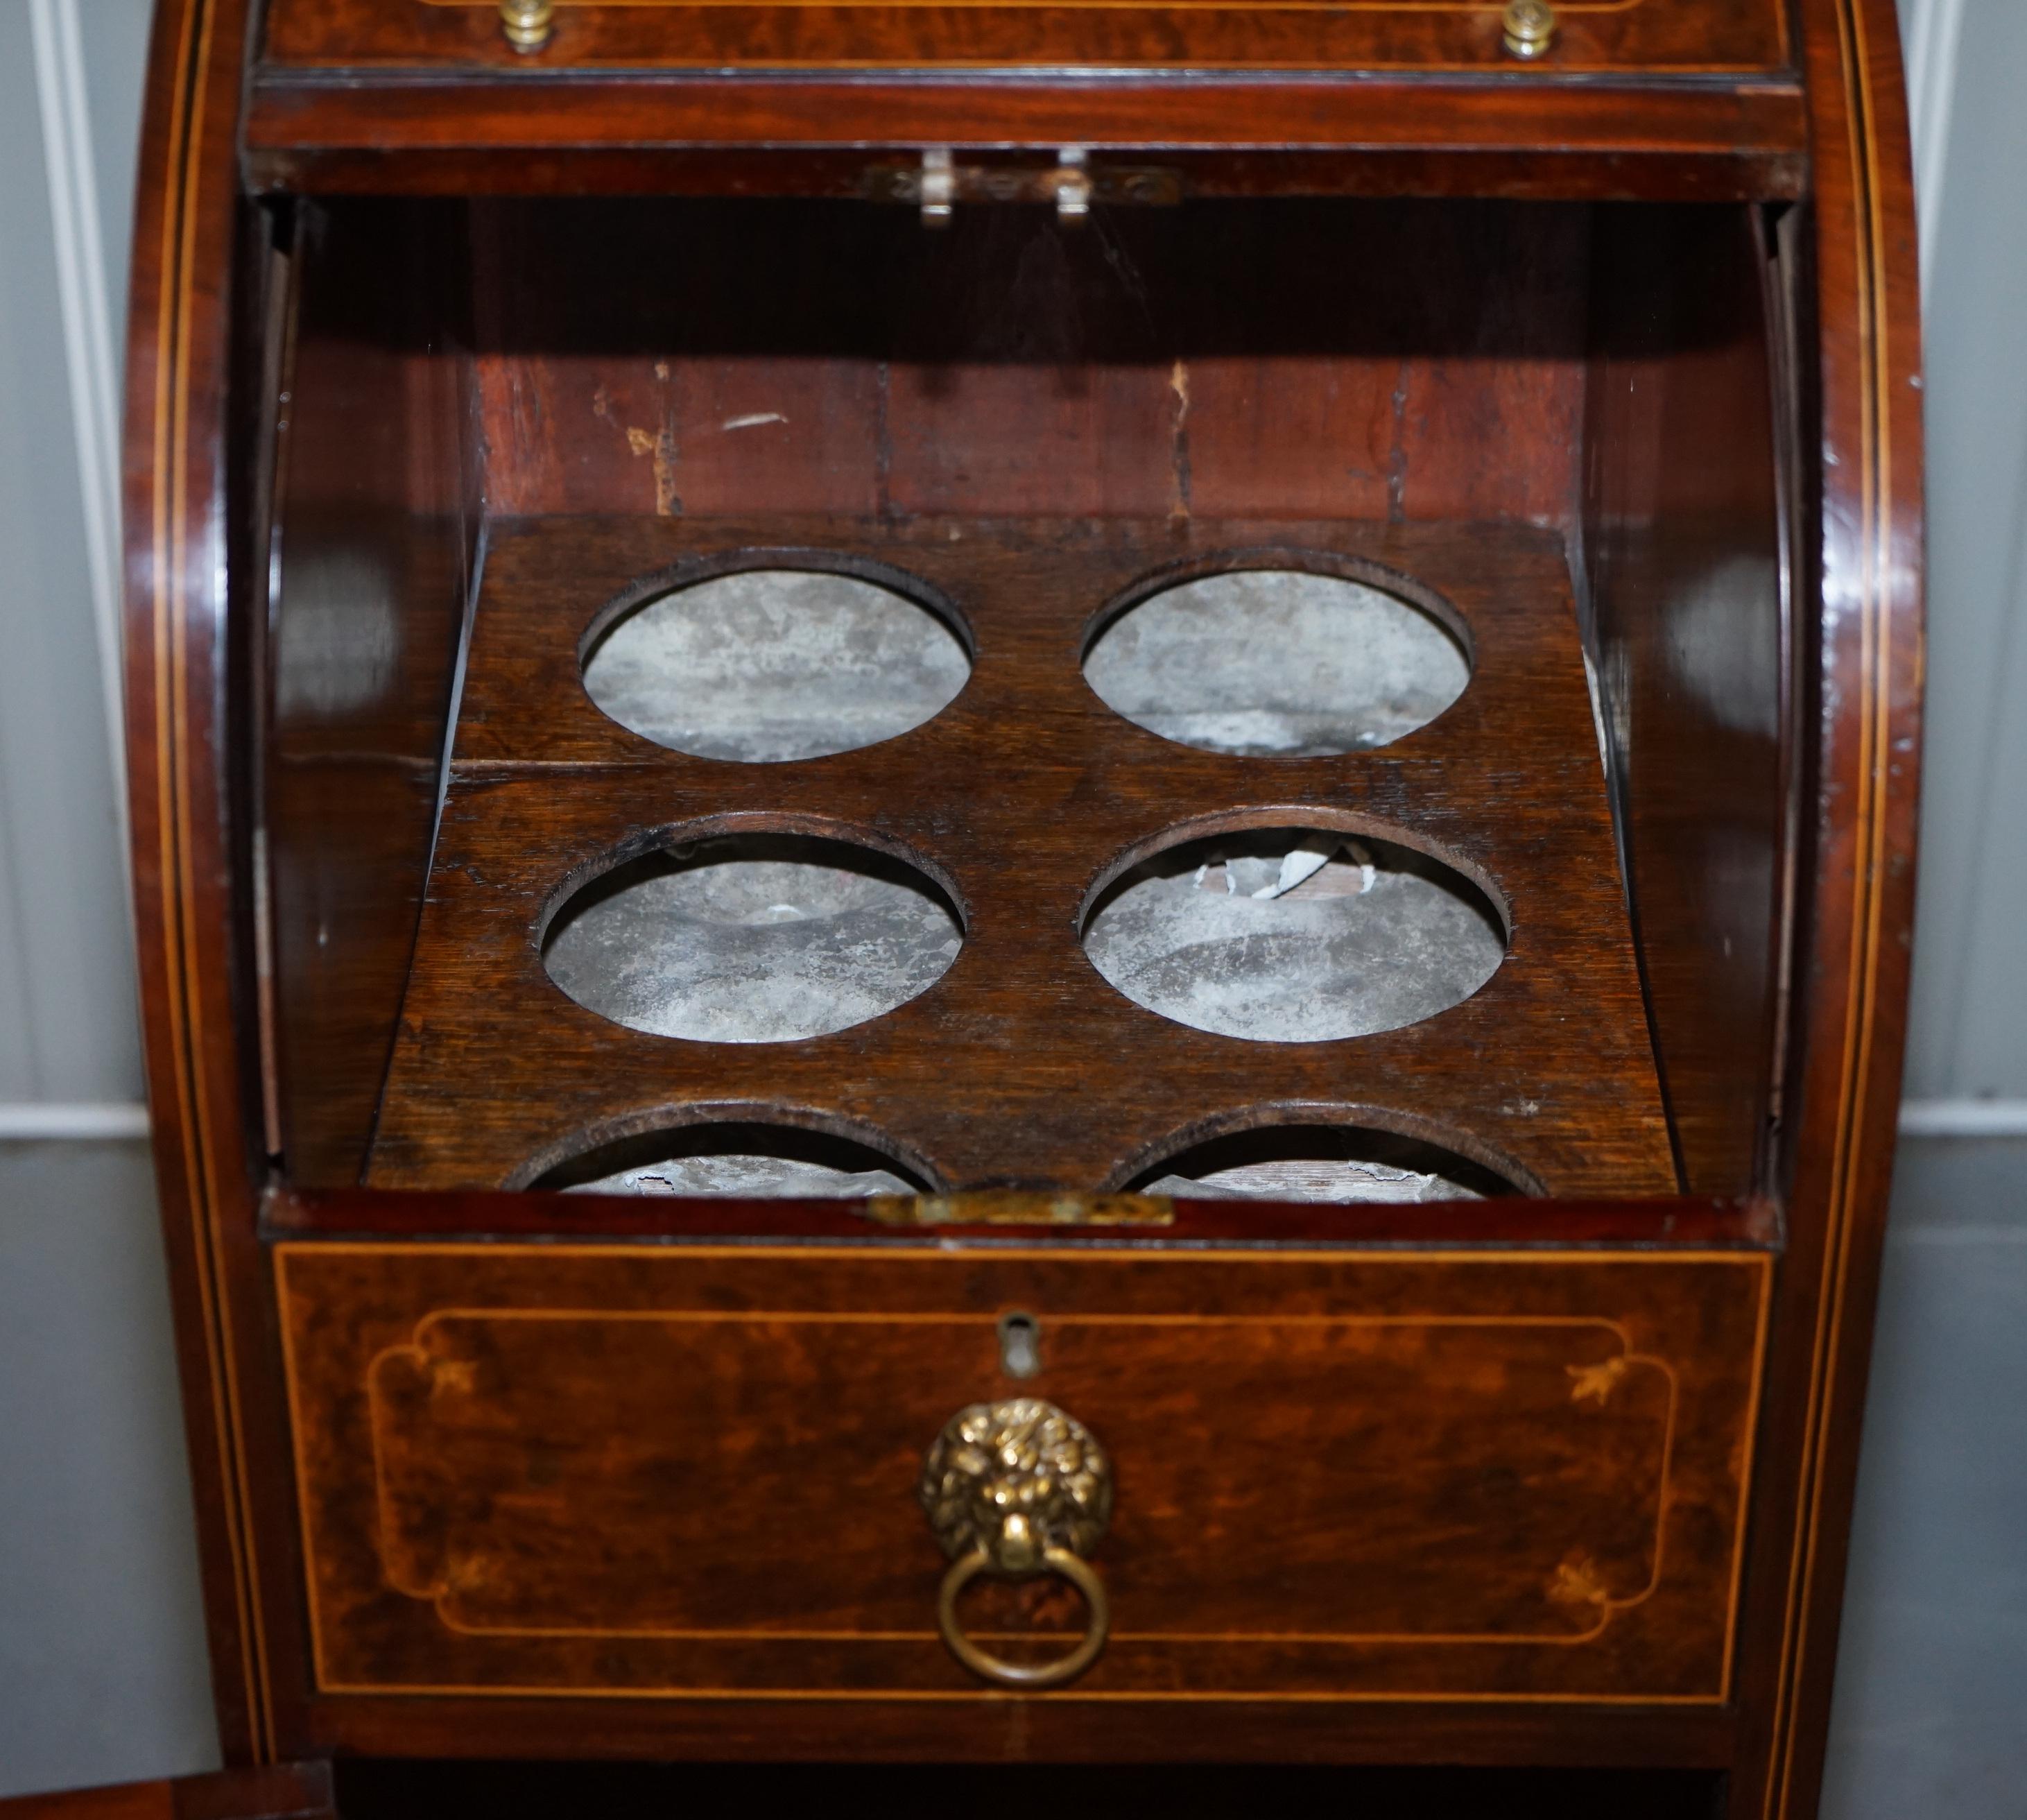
[1898,1098,2027,1139]
[3,1101,2021,1144]
[0,1103,151,1140]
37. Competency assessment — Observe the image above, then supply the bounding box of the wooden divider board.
[367,513,1675,1196]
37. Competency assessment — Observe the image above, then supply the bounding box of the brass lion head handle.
[918,1398,1113,1688]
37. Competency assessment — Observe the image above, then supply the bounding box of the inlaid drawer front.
[275,1243,1769,1702]
[260,0,1791,78]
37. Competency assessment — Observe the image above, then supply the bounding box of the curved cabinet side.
[121,0,286,1769]
[1727,1,1926,1817]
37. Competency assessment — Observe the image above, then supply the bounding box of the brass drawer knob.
[499,0,555,52]
[920,1398,1114,1688]
[1502,0,1558,58]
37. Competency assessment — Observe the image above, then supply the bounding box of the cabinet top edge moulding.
[242,0,1810,198]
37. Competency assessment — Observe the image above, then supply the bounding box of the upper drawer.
[260,0,1790,75]
[277,1239,1769,1705]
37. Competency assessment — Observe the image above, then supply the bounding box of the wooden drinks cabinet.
[117,0,1921,1812]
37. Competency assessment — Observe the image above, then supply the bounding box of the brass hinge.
[868,151,1184,228]
[861,1192,1176,1228]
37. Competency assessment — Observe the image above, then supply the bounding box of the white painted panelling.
[1899,0,2027,1102]
[1947,484,2027,1096]
[0,0,143,1103]
[1899,0,1967,289]
[0,787,32,1105]
[29,0,128,839]
[72,0,152,330]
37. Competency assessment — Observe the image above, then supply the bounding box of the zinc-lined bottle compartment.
[263,196,1788,1210]
[363,513,1666,1198]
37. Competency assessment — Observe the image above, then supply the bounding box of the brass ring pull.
[936,1543,1110,1690]
[919,1398,1114,1690]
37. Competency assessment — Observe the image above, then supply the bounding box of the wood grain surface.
[124,0,301,1762]
[243,0,1803,205]
[243,86,1810,204]
[458,195,1591,526]
[365,514,1673,1196]
[259,0,1788,76]
[277,1241,1769,1701]
[264,200,481,1183]
[1583,204,1791,1196]
[0,1768,331,1820]
[1720,3,1926,1816]
[268,1182,1770,1245]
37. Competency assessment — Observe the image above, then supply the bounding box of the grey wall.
[0,0,2020,1803]
[1823,1139,2027,1816]
[0,1141,216,1789]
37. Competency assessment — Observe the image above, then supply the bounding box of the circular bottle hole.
[583,566,970,762]
[1126,1122,1522,1203]
[526,1119,932,1197]
[1082,825,1504,1042]
[1084,565,1469,756]
[543,832,963,1042]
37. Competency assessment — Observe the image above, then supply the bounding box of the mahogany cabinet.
[121,0,1922,1814]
